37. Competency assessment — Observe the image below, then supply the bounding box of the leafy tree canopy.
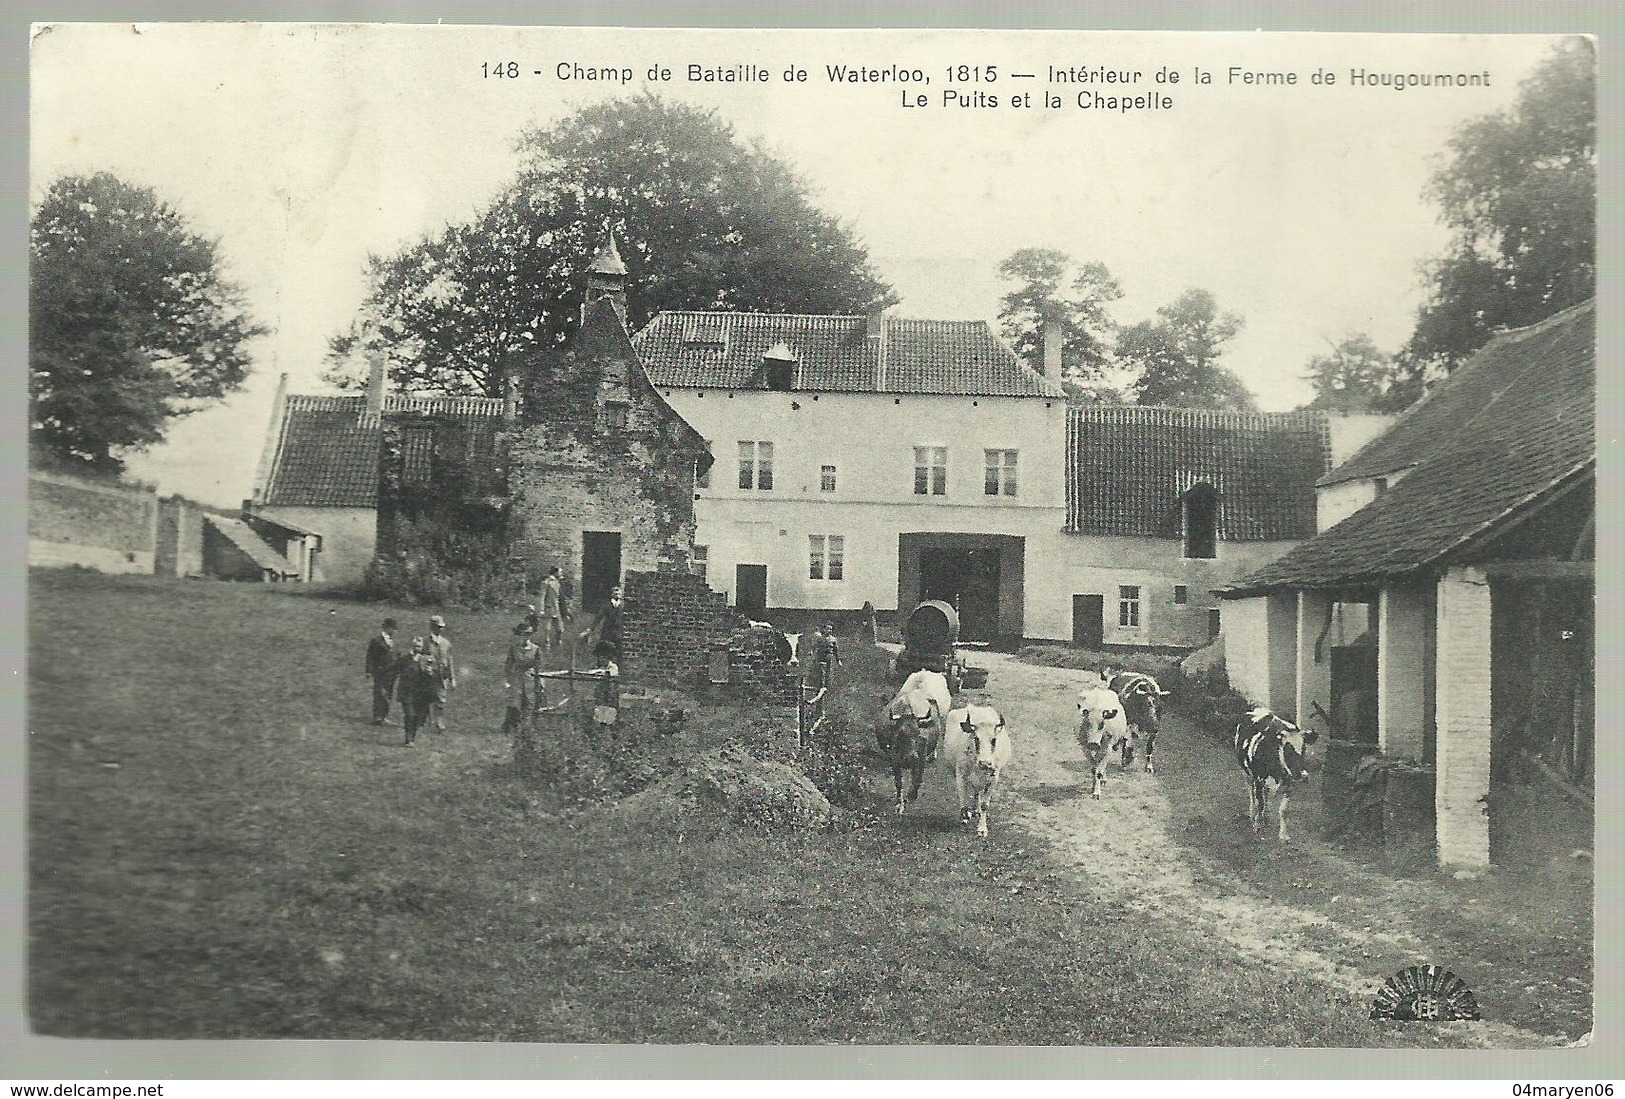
[996,247,1123,398]
[1118,288,1257,411]
[30,172,264,473]
[1400,39,1595,401]
[329,94,895,396]
[1299,334,1404,414]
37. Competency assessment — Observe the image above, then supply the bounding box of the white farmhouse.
[636,309,1068,643]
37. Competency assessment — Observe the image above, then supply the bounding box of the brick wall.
[28,471,158,574]
[1435,565,1492,868]
[621,569,734,687]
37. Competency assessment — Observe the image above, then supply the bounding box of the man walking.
[396,636,436,747]
[503,621,541,738]
[541,566,566,652]
[427,614,456,731]
[365,617,399,725]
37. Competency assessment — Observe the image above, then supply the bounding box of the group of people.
[363,614,457,746]
[362,568,627,746]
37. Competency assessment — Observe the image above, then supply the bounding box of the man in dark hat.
[365,617,399,725]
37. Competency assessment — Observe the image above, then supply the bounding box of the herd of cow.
[878,666,1322,841]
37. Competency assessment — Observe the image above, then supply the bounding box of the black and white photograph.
[23,21,1598,1057]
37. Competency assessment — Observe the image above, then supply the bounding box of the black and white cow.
[1233,707,1320,842]
[1105,671,1170,774]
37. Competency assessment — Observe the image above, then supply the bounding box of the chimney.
[1042,318,1063,380]
[365,348,387,417]
[867,305,888,390]
[503,373,519,423]
[866,306,885,340]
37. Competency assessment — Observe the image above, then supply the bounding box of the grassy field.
[27,570,1580,1043]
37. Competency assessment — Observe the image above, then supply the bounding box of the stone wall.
[155,496,208,578]
[28,471,158,574]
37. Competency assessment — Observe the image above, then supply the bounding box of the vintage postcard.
[23,21,1597,1067]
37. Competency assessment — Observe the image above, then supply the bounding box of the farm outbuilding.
[1218,301,1595,869]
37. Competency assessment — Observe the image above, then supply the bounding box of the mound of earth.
[611,746,833,832]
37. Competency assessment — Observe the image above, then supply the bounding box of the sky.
[29,23,1573,507]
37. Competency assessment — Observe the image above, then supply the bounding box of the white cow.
[898,669,954,726]
[944,704,1012,837]
[1076,687,1131,800]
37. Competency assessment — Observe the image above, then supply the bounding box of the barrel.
[900,601,959,673]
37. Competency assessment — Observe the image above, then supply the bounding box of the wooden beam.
[1483,560,1594,580]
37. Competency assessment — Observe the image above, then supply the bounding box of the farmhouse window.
[695,451,711,489]
[1118,585,1141,628]
[809,535,845,581]
[692,545,708,584]
[821,465,837,493]
[738,441,774,491]
[914,446,947,496]
[984,449,1018,496]
[1174,585,1189,604]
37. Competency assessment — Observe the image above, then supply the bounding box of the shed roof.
[258,394,504,508]
[1066,406,1331,542]
[1222,301,1595,595]
[204,514,297,575]
[634,312,1066,398]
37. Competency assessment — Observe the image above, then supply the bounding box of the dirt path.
[967,652,1572,1049]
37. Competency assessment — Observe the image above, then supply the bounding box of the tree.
[1299,334,1402,414]
[1117,288,1257,411]
[996,247,1123,400]
[30,172,263,473]
[328,94,894,396]
[1400,39,1595,401]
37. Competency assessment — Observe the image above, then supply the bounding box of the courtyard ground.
[25,570,1591,1044]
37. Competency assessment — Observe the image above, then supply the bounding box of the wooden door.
[735,564,767,611]
[1073,594,1104,648]
[580,531,622,613]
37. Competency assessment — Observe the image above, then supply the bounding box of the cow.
[944,705,1011,837]
[1076,687,1130,800]
[1104,670,1171,774]
[898,668,954,725]
[879,685,946,815]
[1234,707,1320,841]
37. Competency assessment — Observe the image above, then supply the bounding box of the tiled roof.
[260,394,504,508]
[1223,301,1595,595]
[1066,406,1331,541]
[633,312,1066,398]
[204,515,297,575]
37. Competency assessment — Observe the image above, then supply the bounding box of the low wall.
[28,471,158,574]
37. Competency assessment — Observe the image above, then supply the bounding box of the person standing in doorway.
[580,584,624,661]
[541,566,565,653]
[427,614,456,731]
[365,617,399,725]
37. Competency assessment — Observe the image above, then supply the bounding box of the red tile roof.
[1066,406,1331,542]
[1222,301,1595,595]
[633,312,1066,398]
[259,394,504,508]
